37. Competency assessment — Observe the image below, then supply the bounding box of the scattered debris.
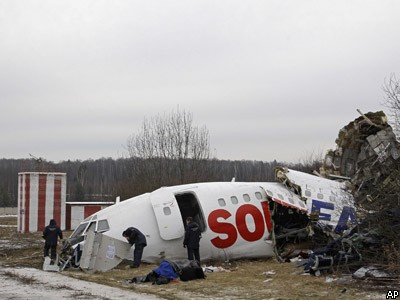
[262,270,276,275]
[325,277,337,283]
[42,256,59,272]
[203,266,230,273]
[353,266,389,279]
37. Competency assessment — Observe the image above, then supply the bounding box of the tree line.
[0,157,320,207]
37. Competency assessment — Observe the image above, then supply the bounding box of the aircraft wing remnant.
[80,231,132,273]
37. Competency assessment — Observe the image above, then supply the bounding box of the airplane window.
[305,190,311,197]
[230,196,238,204]
[163,206,172,215]
[277,193,284,200]
[288,198,294,204]
[87,221,96,233]
[70,222,88,238]
[243,194,250,202]
[329,195,335,201]
[97,220,110,232]
[317,193,324,199]
[266,190,273,197]
[218,198,226,206]
[255,192,263,200]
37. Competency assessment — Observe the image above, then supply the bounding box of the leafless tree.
[126,108,212,186]
[382,73,400,136]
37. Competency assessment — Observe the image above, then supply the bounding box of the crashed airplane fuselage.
[68,167,356,271]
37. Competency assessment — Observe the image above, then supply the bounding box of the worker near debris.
[183,216,202,264]
[42,219,63,262]
[122,227,147,268]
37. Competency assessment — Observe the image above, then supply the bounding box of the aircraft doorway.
[175,192,206,232]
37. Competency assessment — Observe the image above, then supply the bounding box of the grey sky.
[1,1,399,163]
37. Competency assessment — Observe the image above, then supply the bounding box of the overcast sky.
[1,1,399,163]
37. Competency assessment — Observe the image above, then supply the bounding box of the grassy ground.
[0,216,390,300]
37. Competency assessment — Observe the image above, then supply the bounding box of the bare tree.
[296,149,324,174]
[382,73,400,136]
[126,108,212,186]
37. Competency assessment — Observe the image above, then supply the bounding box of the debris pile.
[321,110,400,275]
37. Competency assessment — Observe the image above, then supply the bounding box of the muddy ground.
[0,216,391,300]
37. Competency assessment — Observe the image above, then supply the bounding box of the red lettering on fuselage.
[208,202,272,249]
[208,209,238,248]
[261,201,273,232]
[236,204,265,242]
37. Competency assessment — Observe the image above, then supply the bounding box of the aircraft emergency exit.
[66,167,356,272]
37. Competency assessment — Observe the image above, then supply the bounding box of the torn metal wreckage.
[267,110,400,280]
[310,110,400,280]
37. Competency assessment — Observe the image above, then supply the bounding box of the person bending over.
[122,227,147,268]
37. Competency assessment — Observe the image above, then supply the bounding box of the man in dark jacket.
[183,216,202,264]
[122,227,147,268]
[42,219,63,262]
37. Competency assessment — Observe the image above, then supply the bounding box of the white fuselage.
[71,169,355,264]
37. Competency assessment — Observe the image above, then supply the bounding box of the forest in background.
[0,157,320,207]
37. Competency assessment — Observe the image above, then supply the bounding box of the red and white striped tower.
[17,172,66,233]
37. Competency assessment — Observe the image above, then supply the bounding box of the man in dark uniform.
[42,219,63,263]
[122,227,147,268]
[183,216,202,264]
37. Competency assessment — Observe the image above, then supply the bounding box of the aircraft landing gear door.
[150,191,185,240]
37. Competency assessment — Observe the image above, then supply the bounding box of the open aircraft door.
[150,188,185,240]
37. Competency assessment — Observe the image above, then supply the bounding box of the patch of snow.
[325,277,337,283]
[203,265,230,273]
[353,266,389,278]
[262,270,276,275]
[0,239,41,250]
[0,267,163,300]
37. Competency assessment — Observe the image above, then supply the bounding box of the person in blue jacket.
[42,219,63,262]
[122,227,147,268]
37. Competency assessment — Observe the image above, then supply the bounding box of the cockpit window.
[70,222,88,238]
[87,221,96,233]
[69,219,110,238]
[97,220,110,232]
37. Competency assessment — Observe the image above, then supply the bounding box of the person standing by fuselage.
[183,216,202,264]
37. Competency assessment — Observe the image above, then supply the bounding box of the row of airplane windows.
[217,191,264,207]
[216,189,314,209]
[215,189,334,209]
